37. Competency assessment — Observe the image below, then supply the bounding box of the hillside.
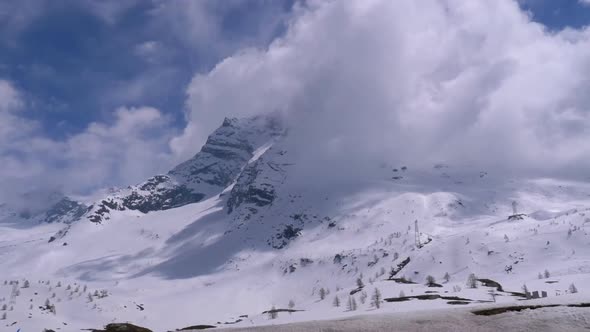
[0,115,588,331]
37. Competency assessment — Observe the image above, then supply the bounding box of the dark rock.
[42,197,89,224]
[81,115,283,225]
[177,324,217,330]
[477,278,504,292]
[388,257,411,279]
[261,308,303,314]
[91,323,153,332]
[300,258,313,267]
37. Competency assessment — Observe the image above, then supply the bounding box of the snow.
[218,304,590,332]
[0,122,589,331]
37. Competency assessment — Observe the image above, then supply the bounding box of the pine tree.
[333,296,340,307]
[399,290,406,297]
[504,234,509,242]
[347,296,357,311]
[425,275,436,286]
[569,283,578,294]
[319,288,326,300]
[443,272,451,283]
[466,273,478,288]
[288,299,295,310]
[1,312,5,320]
[1,304,6,311]
[544,269,550,279]
[23,280,30,288]
[371,288,382,309]
[359,291,368,304]
[87,293,93,302]
[268,306,278,320]
[538,272,543,279]
[356,277,365,289]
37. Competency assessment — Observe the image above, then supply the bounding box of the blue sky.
[519,0,590,29]
[0,0,295,139]
[0,0,587,139]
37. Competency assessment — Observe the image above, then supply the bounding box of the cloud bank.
[2,0,590,207]
[175,0,590,181]
[0,81,175,202]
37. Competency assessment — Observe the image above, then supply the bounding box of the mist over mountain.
[0,1,589,331]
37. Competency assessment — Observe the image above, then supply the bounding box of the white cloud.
[134,41,163,63]
[3,0,590,205]
[56,106,177,192]
[78,0,140,25]
[579,0,590,6]
[0,80,22,112]
[174,0,590,182]
[0,81,176,200]
[150,0,292,59]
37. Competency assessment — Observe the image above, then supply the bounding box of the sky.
[0,0,590,202]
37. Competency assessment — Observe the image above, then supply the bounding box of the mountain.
[0,192,89,225]
[42,115,283,243]
[82,115,283,225]
[0,114,589,332]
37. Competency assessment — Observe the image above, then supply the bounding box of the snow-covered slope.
[0,115,589,332]
[81,115,283,225]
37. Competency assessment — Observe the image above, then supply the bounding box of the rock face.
[78,115,283,224]
[91,323,153,332]
[42,197,89,224]
[227,146,289,218]
[45,114,292,244]
[0,194,89,225]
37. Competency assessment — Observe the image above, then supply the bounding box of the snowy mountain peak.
[60,114,285,225]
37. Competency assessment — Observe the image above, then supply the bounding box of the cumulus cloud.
[3,0,590,208]
[150,0,291,57]
[77,0,140,25]
[174,0,590,182]
[0,81,176,204]
[0,0,293,208]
